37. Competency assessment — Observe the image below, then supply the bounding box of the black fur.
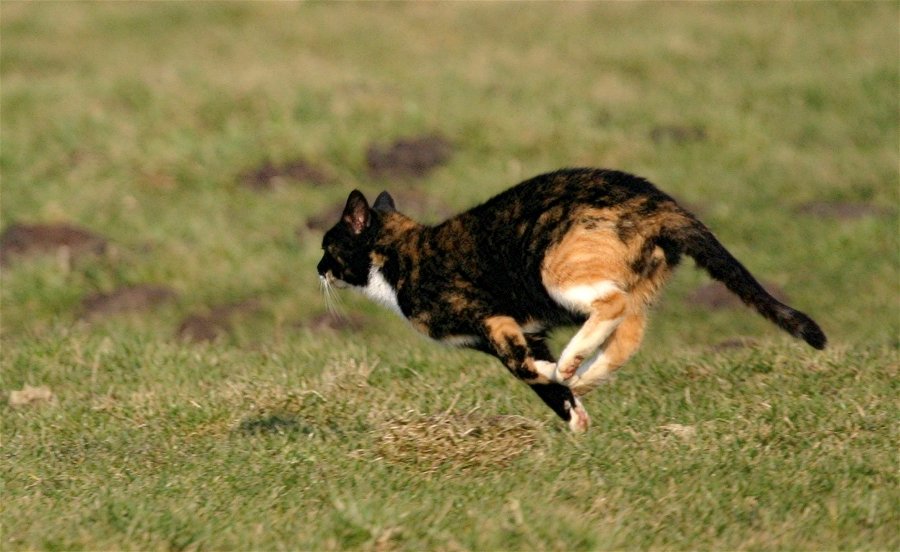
[662,221,827,349]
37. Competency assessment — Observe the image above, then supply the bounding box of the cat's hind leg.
[568,312,646,396]
[552,285,627,381]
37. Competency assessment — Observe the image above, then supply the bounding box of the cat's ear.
[341,190,370,235]
[373,191,396,213]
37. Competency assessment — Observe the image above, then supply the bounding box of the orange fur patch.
[541,208,629,289]
[541,206,676,313]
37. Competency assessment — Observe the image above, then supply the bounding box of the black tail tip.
[777,305,827,350]
[798,318,827,350]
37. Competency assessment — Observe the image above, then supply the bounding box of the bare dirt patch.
[687,281,789,310]
[795,201,890,221]
[650,124,707,145]
[239,159,331,191]
[81,284,178,319]
[375,409,540,475]
[304,203,346,233]
[305,312,368,333]
[236,414,308,436]
[366,134,453,180]
[176,299,262,343]
[0,222,107,265]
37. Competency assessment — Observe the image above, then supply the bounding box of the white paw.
[566,397,590,433]
[533,360,558,381]
[556,355,584,381]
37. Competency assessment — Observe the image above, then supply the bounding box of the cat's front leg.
[524,332,560,381]
[481,317,590,432]
[528,384,590,433]
[481,316,552,383]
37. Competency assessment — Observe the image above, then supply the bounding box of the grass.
[2,3,898,550]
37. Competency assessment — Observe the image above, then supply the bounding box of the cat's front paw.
[533,360,558,381]
[566,397,590,433]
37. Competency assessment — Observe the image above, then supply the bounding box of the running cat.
[316,168,826,432]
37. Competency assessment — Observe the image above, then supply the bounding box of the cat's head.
[317,189,396,288]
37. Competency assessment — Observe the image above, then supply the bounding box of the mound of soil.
[366,134,453,180]
[239,159,330,191]
[236,414,307,436]
[304,203,346,233]
[305,312,368,333]
[687,280,789,311]
[0,223,107,265]
[176,299,262,343]
[795,201,890,221]
[81,284,178,319]
[650,124,707,145]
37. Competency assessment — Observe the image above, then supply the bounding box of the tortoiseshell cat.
[317,168,826,432]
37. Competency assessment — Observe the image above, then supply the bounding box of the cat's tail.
[662,214,827,350]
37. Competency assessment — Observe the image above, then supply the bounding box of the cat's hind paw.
[556,355,585,381]
[534,359,583,386]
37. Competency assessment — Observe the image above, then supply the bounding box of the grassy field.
[2,3,898,550]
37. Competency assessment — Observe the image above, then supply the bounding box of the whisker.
[320,278,346,319]
[319,277,333,313]
[331,289,347,318]
[330,284,345,308]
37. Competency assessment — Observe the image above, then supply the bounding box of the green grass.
[2,3,898,550]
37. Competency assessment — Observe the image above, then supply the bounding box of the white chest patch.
[358,266,404,317]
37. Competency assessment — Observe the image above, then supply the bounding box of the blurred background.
[2,3,897,347]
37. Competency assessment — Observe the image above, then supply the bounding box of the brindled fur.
[317,168,826,432]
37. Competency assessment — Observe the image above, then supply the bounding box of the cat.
[316,168,826,432]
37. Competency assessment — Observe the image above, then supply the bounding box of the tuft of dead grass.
[374,408,540,475]
[659,423,697,441]
[8,385,55,408]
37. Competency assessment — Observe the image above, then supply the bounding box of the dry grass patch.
[7,384,56,408]
[374,408,541,475]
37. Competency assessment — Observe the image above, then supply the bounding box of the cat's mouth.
[321,272,349,289]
